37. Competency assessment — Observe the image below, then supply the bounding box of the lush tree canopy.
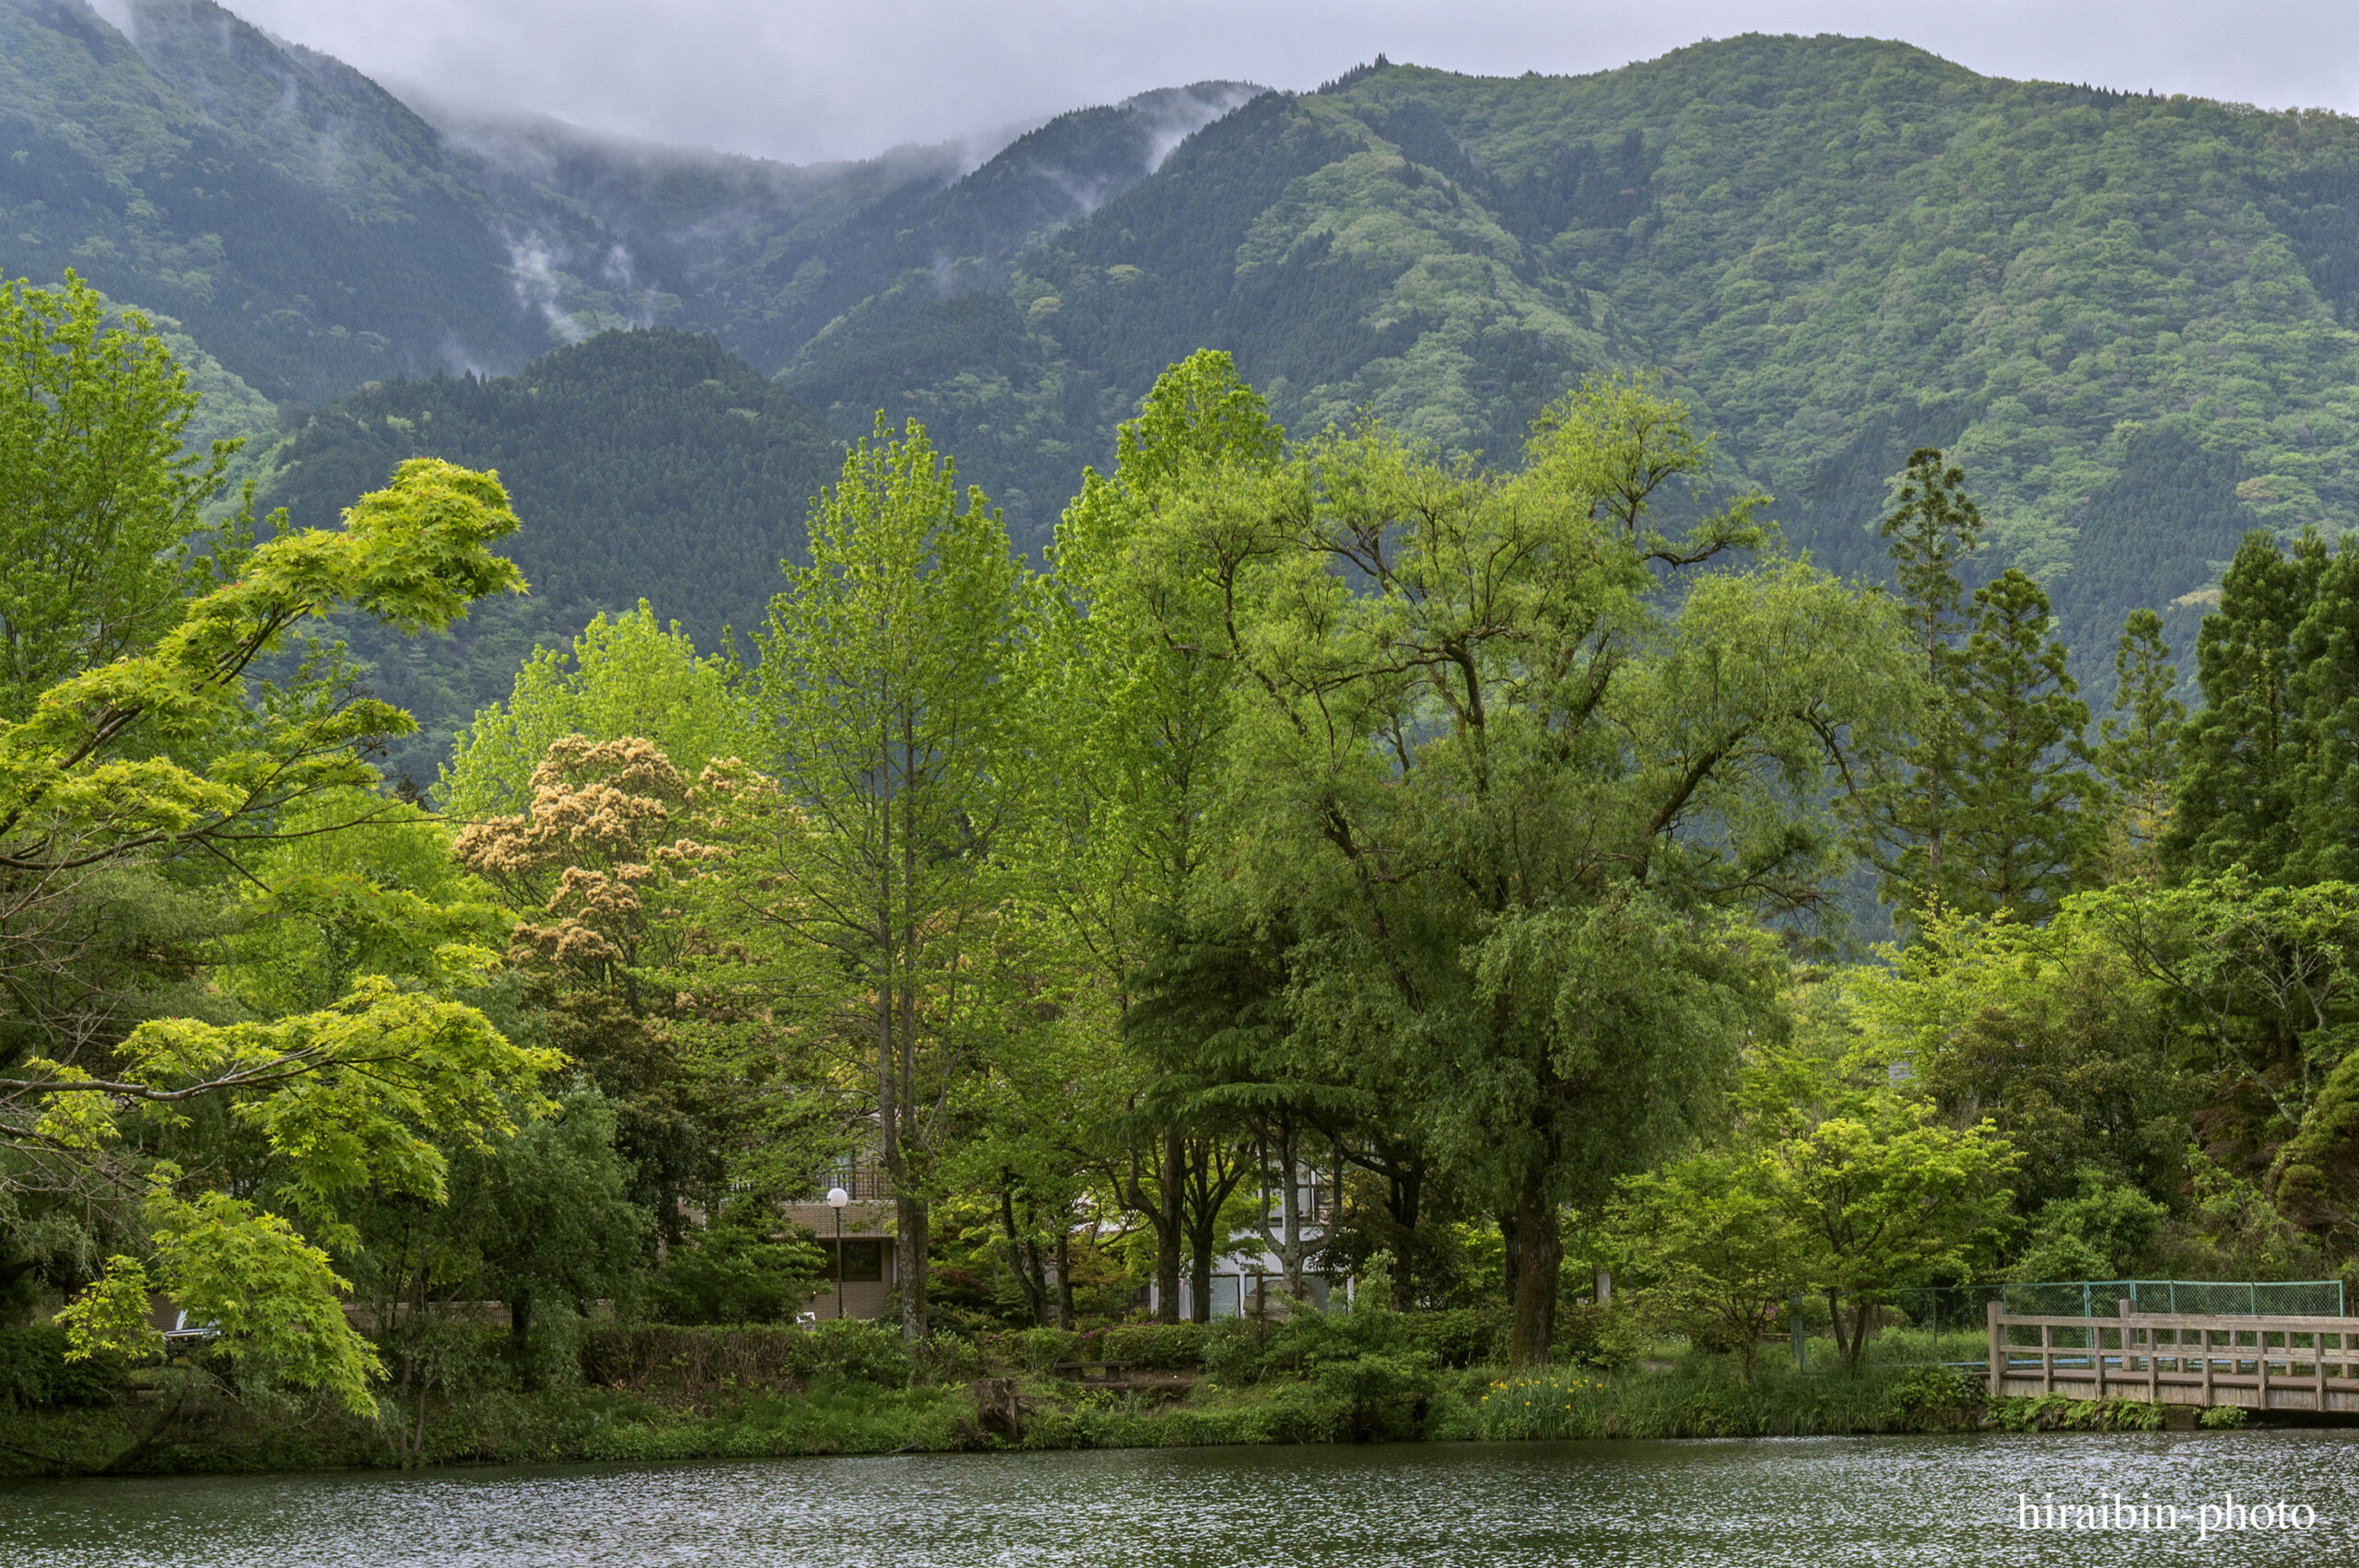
[22,290,2359,1440]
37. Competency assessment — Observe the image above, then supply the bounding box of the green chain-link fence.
[1987,1280,2344,1317]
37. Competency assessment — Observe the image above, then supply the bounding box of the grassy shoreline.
[2,1337,2252,1480]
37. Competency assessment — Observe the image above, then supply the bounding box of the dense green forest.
[19,5,2359,692]
[12,275,2359,1474]
[253,329,845,783]
[24,8,2359,1472]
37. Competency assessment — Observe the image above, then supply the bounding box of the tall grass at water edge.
[1475,1355,1985,1440]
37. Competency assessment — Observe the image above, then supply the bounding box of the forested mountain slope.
[18,5,2359,687]
[0,0,1252,400]
[438,83,1259,371]
[0,0,542,397]
[786,42,2359,676]
[261,329,843,784]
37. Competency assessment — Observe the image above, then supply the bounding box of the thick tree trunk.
[1388,1162,1422,1310]
[1055,1230,1074,1329]
[1508,1164,1562,1366]
[1000,1182,1048,1327]
[1156,1125,1183,1323]
[507,1288,534,1388]
[1500,1211,1520,1309]
[897,1192,928,1341]
[1187,1134,1213,1324]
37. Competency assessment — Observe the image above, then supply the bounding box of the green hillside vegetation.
[124,293,280,501]
[0,0,548,397]
[781,41,2359,682]
[258,328,843,783]
[0,0,1248,409]
[690,84,1258,369]
[18,8,2356,687]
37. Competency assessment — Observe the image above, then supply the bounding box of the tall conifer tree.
[2165,529,2330,882]
[2282,540,2359,883]
[1864,448,1985,927]
[1943,568,2098,919]
[2095,608,2185,877]
[741,415,1034,1342]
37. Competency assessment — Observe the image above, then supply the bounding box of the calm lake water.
[5,1433,2357,1566]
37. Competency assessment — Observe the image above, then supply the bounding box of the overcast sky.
[218,0,2359,166]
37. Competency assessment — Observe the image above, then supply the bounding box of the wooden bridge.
[1987,1298,2359,1413]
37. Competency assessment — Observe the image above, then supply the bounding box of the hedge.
[578,1320,912,1395]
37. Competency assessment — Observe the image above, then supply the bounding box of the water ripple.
[5,1432,2356,1566]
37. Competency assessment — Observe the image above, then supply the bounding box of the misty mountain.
[0,0,546,397]
[0,0,1255,403]
[18,4,2359,694]
[410,110,980,359]
[709,83,1261,367]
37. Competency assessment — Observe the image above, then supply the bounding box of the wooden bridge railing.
[1986,1298,2359,1412]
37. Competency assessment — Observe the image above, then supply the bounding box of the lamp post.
[827,1187,850,1320]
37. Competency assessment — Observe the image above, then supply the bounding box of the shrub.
[1101,1322,1211,1370]
[913,1333,985,1384]
[648,1209,827,1326]
[1398,1307,1507,1369]
[371,1320,515,1403]
[1553,1302,1651,1369]
[578,1319,911,1396]
[1988,1393,2165,1433]
[1477,1355,1996,1440]
[983,1327,1085,1372]
[799,1319,916,1385]
[1201,1319,1271,1384]
[1317,1352,1437,1440]
[1881,1364,1983,1426]
[1179,1296,1440,1435]
[0,1324,129,1409]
